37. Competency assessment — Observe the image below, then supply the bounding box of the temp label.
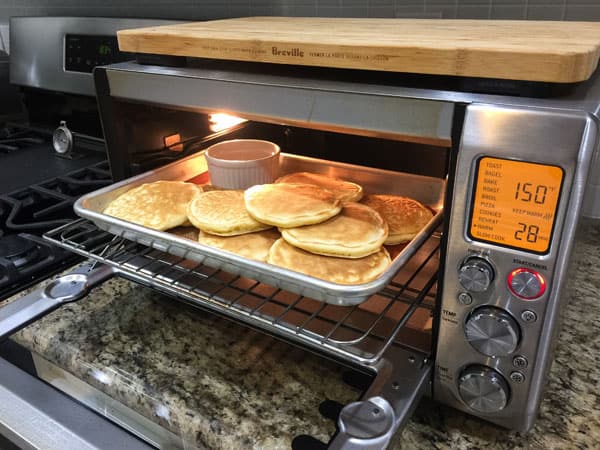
[469,157,563,254]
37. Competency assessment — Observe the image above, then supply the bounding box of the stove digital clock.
[468,157,564,254]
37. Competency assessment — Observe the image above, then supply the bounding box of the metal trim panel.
[103,61,600,117]
[105,67,454,146]
[0,357,153,450]
[9,17,181,96]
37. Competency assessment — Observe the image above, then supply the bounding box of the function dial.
[464,306,520,357]
[458,365,510,413]
[458,257,495,293]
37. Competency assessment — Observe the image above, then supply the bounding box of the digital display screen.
[468,157,563,254]
[65,34,134,73]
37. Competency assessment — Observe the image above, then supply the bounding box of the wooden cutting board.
[117,17,600,83]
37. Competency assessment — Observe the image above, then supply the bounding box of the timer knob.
[458,365,510,413]
[458,257,495,292]
[464,306,520,357]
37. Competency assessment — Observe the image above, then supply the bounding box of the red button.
[507,268,546,300]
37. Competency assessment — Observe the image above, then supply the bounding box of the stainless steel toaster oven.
[2,58,599,449]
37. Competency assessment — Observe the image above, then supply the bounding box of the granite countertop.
[5,221,600,449]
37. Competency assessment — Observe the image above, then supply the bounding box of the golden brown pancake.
[198,229,280,262]
[103,180,202,231]
[276,172,363,202]
[187,190,272,236]
[244,183,342,228]
[280,202,388,258]
[267,239,391,285]
[361,194,433,245]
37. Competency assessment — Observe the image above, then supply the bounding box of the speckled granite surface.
[5,221,600,449]
[8,279,361,449]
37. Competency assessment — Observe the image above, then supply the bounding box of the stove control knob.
[465,306,520,356]
[458,257,494,292]
[458,365,509,413]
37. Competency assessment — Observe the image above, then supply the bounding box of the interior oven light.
[507,267,546,300]
[208,113,247,132]
[163,133,183,151]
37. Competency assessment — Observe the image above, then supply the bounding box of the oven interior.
[78,98,456,373]
[107,101,450,182]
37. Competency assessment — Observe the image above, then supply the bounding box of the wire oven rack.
[45,219,439,368]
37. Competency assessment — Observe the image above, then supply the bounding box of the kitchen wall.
[0,0,599,23]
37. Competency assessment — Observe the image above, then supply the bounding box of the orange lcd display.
[469,157,563,254]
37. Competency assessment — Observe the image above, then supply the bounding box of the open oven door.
[0,211,438,449]
[328,349,432,449]
[0,265,433,450]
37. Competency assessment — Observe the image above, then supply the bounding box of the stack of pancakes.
[103,172,433,286]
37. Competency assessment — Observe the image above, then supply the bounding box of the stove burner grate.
[0,124,111,299]
[0,235,40,269]
[0,233,77,300]
[0,126,47,153]
[0,161,112,234]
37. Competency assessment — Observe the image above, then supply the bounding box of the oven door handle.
[0,263,115,341]
[329,349,432,450]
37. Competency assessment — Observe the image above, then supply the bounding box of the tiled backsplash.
[0,0,599,23]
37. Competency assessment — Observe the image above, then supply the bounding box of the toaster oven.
[1,58,598,449]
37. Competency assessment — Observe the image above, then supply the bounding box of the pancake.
[198,229,280,262]
[267,239,391,285]
[244,183,342,228]
[280,202,388,258]
[361,194,433,245]
[103,180,202,231]
[187,190,272,236]
[276,172,363,202]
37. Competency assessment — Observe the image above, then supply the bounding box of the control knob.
[458,365,510,413]
[458,257,494,293]
[464,306,520,357]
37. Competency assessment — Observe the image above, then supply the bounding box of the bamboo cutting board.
[117,17,600,83]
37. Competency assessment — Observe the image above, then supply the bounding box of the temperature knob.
[458,257,495,292]
[458,365,510,413]
[465,306,520,356]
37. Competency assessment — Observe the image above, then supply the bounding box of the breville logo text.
[272,47,304,57]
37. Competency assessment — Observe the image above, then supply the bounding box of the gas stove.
[0,15,184,302]
[0,125,111,300]
[0,15,173,302]
[0,16,188,450]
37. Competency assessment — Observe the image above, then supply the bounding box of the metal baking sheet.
[73,151,444,305]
